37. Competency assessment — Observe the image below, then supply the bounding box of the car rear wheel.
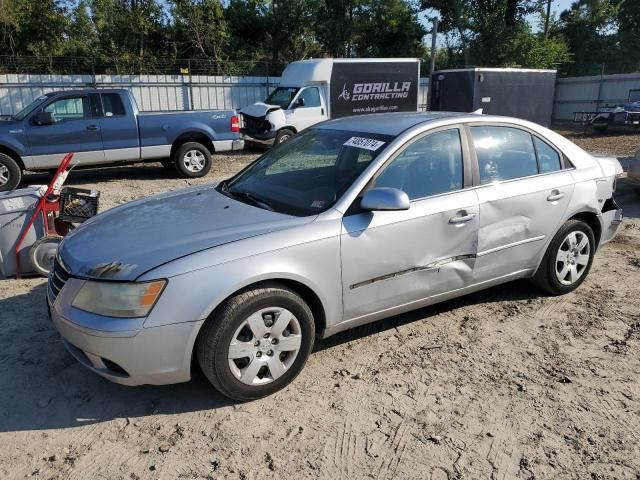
[196,283,315,401]
[532,219,595,295]
[173,142,212,178]
[0,153,21,192]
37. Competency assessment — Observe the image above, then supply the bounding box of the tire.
[29,235,63,277]
[531,219,595,295]
[0,153,21,192]
[275,129,295,145]
[173,142,212,178]
[196,282,315,401]
[593,123,608,134]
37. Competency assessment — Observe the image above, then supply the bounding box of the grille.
[48,258,71,304]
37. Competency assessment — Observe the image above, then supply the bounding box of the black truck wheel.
[173,142,212,178]
[275,129,295,145]
[0,153,21,192]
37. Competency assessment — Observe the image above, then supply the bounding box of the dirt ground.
[1,133,639,480]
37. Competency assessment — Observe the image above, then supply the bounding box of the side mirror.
[34,111,55,125]
[361,187,410,211]
[294,97,305,108]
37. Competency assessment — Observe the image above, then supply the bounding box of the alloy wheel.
[227,307,302,386]
[0,165,9,186]
[555,231,590,285]
[182,150,206,173]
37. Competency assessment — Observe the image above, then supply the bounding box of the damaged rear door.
[341,127,479,320]
[468,124,575,281]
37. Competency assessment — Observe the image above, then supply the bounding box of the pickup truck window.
[101,93,126,117]
[266,87,299,109]
[13,96,49,120]
[44,96,89,121]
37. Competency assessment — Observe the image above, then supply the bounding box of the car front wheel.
[532,219,595,295]
[196,283,315,401]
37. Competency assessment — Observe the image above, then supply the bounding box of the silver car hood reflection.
[59,184,312,281]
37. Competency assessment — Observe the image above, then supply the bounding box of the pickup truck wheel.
[173,142,212,178]
[531,219,595,295]
[275,129,295,145]
[196,283,315,401]
[0,153,21,192]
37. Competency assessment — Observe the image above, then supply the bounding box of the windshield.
[265,87,299,109]
[221,129,392,216]
[13,95,49,120]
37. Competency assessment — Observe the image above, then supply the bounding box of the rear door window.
[533,136,562,173]
[101,93,126,117]
[470,126,538,184]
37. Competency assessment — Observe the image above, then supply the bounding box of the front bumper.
[48,277,203,386]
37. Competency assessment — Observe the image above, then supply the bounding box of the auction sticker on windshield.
[344,137,385,151]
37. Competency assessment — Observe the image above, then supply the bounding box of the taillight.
[231,115,240,133]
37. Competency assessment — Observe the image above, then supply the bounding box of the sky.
[421,0,577,47]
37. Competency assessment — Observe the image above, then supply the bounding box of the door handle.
[449,212,475,224]
[547,191,565,202]
[86,125,99,131]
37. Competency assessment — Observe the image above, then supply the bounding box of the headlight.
[72,280,167,318]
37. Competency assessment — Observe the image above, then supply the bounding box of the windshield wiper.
[226,188,275,211]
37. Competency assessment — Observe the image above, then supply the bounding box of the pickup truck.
[0,89,244,191]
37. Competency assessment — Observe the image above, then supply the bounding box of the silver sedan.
[48,112,623,400]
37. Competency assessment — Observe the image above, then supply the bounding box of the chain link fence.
[0,56,288,77]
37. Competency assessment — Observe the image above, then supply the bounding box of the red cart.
[14,153,100,277]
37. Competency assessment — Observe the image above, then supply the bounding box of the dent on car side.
[49,113,623,387]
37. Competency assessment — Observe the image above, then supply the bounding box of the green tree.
[352,0,427,57]
[172,0,230,63]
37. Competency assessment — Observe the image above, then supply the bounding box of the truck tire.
[173,142,212,178]
[275,129,295,145]
[196,282,315,401]
[0,153,21,192]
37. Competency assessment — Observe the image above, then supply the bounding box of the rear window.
[101,93,126,117]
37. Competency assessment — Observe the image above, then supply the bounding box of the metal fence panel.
[553,72,640,121]
[0,73,431,116]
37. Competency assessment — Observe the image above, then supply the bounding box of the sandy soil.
[1,135,639,480]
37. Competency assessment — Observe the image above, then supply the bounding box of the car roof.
[316,112,472,136]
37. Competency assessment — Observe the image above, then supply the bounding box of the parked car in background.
[628,147,640,191]
[0,89,243,191]
[48,112,623,401]
[240,58,420,145]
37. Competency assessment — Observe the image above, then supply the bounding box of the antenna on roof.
[471,108,483,114]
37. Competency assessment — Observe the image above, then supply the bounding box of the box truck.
[428,68,557,126]
[240,58,420,145]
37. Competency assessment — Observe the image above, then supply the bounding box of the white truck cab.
[240,58,420,145]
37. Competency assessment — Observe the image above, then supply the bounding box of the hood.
[59,184,312,281]
[240,102,282,118]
